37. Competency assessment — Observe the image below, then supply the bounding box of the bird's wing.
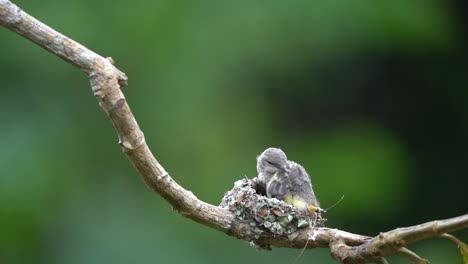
[266,170,289,200]
[288,161,320,207]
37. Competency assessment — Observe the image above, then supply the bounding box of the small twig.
[397,247,429,264]
[441,233,463,246]
[375,257,389,264]
[440,233,468,256]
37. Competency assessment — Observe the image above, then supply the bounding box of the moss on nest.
[219,178,326,244]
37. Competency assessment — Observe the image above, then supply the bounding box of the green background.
[1,0,467,263]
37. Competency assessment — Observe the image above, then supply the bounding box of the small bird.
[256,147,321,215]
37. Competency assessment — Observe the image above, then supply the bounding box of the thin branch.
[440,233,468,257]
[1,1,467,263]
[375,257,389,264]
[329,214,468,263]
[397,248,429,264]
[441,233,464,246]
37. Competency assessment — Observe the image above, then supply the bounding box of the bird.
[256,147,321,215]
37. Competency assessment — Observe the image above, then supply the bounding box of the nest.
[219,178,326,246]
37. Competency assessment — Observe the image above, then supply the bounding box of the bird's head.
[256,147,288,174]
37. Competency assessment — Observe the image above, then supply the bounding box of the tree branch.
[330,214,468,263]
[1,1,466,263]
[396,248,429,264]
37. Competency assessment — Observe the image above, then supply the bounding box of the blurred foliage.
[1,0,467,263]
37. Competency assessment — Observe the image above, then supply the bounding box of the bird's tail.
[308,204,326,214]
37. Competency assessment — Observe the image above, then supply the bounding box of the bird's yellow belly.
[285,194,307,210]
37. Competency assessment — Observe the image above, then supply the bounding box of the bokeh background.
[1,0,467,263]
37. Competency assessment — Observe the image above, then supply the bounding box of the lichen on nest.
[219,178,326,243]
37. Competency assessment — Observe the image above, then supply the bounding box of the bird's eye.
[266,160,274,165]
